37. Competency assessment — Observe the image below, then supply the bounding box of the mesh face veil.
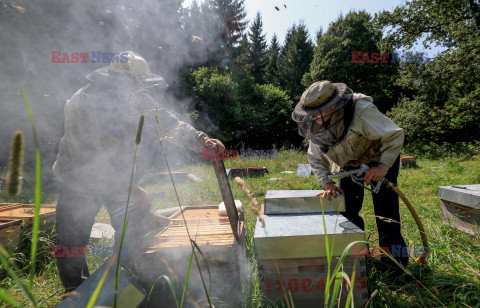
[293,100,349,148]
[292,82,354,148]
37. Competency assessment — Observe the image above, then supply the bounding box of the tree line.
[180,0,480,155]
[0,0,478,165]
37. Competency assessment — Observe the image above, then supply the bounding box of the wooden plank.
[212,158,240,241]
[58,259,145,308]
[0,204,56,221]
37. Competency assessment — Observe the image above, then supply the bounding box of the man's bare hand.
[132,186,153,207]
[317,182,344,201]
[364,165,388,185]
[205,138,225,153]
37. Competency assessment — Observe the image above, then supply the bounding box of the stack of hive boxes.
[254,190,368,307]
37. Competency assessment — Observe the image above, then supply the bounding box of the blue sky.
[243,0,403,43]
[185,0,445,57]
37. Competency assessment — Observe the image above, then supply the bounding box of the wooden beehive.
[0,218,23,250]
[134,206,245,307]
[0,203,56,250]
[254,213,368,307]
[439,185,480,235]
[258,256,367,307]
[226,167,268,178]
[400,155,417,168]
[0,203,56,231]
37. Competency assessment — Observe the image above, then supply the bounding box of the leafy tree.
[278,23,314,101]
[375,0,480,49]
[265,34,281,86]
[304,11,400,113]
[377,0,480,145]
[246,12,268,83]
[185,67,294,147]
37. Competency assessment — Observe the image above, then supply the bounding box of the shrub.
[186,67,295,147]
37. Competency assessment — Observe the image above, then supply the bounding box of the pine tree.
[315,27,323,45]
[235,34,251,68]
[212,0,248,59]
[247,12,268,83]
[278,23,314,100]
[265,34,281,86]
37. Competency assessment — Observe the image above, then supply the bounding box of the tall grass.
[20,83,42,290]
[2,139,480,305]
[0,83,43,307]
[113,114,145,307]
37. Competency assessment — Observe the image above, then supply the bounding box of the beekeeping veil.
[292,81,355,148]
[86,51,166,87]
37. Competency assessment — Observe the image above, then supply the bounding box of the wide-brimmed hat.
[86,51,166,87]
[292,81,353,122]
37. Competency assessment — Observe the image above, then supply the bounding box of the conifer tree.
[265,34,281,86]
[278,23,314,100]
[247,12,268,83]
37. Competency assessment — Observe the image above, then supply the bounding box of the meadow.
[1,149,480,307]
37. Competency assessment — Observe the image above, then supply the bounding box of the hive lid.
[438,185,480,210]
[254,213,364,260]
[265,190,345,214]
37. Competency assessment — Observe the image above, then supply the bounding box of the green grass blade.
[0,286,21,306]
[19,82,42,292]
[114,214,130,308]
[86,256,116,308]
[333,271,353,308]
[287,290,295,308]
[191,239,212,295]
[115,124,142,307]
[0,245,37,306]
[330,241,368,278]
[345,262,357,308]
[181,250,195,308]
[319,198,332,306]
[148,275,179,307]
[329,272,343,308]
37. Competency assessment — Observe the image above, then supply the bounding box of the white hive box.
[254,213,367,307]
[439,184,480,235]
[264,190,345,214]
[254,213,364,260]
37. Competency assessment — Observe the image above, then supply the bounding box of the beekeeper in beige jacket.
[292,80,408,276]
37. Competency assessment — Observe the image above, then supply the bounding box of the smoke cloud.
[0,0,245,303]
